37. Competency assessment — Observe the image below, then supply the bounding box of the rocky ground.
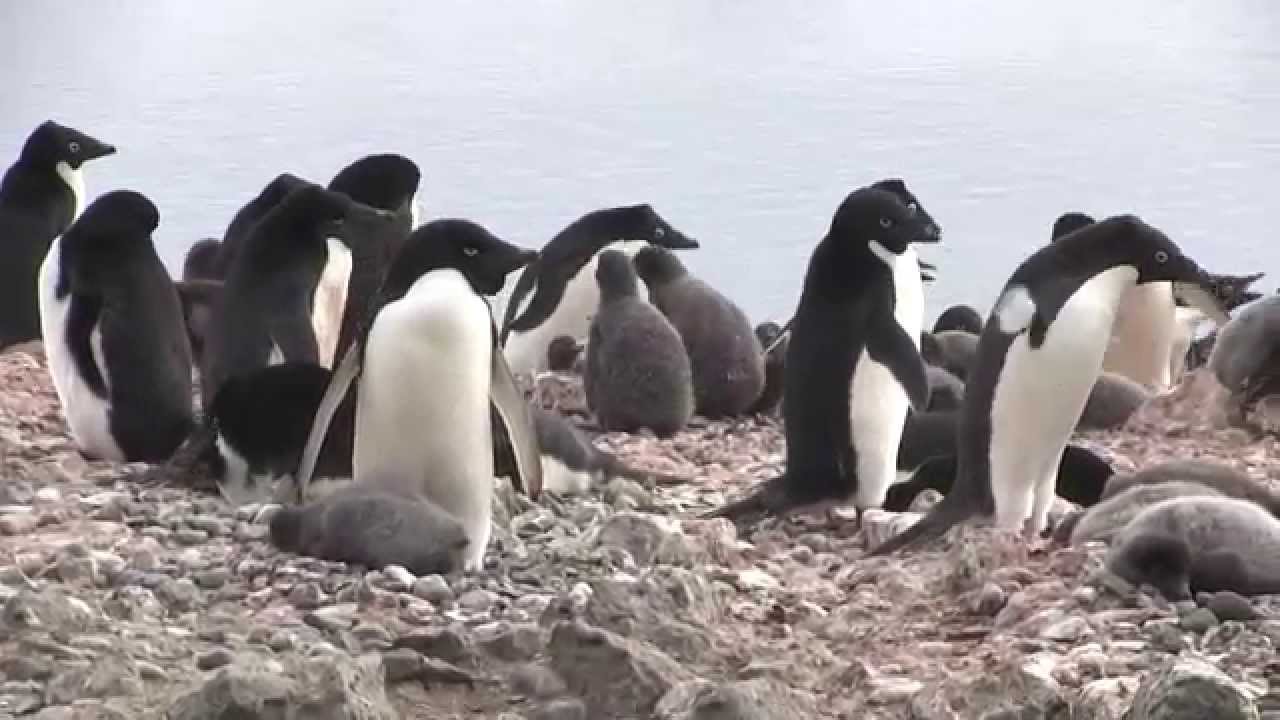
[1,344,1279,719]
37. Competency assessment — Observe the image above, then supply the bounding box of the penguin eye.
[462,246,479,257]
[879,217,894,229]
[68,141,80,154]
[654,227,666,239]
[1154,250,1169,264]
[907,202,918,215]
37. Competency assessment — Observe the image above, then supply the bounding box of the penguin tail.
[865,491,978,556]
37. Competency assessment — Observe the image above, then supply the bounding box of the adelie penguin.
[37,190,195,463]
[213,172,308,277]
[0,121,116,350]
[290,218,543,572]
[499,204,698,377]
[633,245,765,418]
[199,183,391,406]
[703,181,941,528]
[869,215,1230,556]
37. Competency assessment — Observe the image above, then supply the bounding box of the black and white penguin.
[633,245,765,417]
[1106,495,1280,600]
[37,190,194,462]
[870,215,1229,556]
[213,172,309,277]
[531,407,687,494]
[0,121,116,349]
[932,305,984,335]
[290,218,543,572]
[200,183,389,405]
[207,362,332,502]
[703,182,941,527]
[584,250,695,436]
[749,321,787,415]
[499,204,698,376]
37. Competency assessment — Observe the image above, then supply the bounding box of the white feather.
[355,268,495,572]
[849,243,924,508]
[55,161,85,222]
[988,266,1138,535]
[503,239,652,376]
[38,238,125,462]
[1102,281,1176,391]
[993,285,1036,335]
[312,237,352,369]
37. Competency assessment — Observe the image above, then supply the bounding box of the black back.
[499,204,697,343]
[932,305,984,335]
[209,362,332,475]
[55,190,194,462]
[0,121,115,349]
[215,172,309,277]
[202,183,352,405]
[780,186,938,503]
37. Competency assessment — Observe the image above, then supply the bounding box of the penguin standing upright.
[291,219,543,572]
[870,215,1230,556]
[213,172,309,277]
[704,182,941,527]
[37,190,194,462]
[0,121,116,349]
[500,204,698,377]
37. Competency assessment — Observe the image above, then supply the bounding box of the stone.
[510,663,567,699]
[154,578,201,612]
[595,512,691,567]
[1180,608,1220,634]
[1146,622,1187,654]
[1128,656,1259,720]
[0,512,37,536]
[393,627,472,665]
[908,653,1068,719]
[380,565,415,593]
[477,622,543,662]
[458,588,497,614]
[1074,677,1140,720]
[412,575,453,605]
[196,648,235,671]
[654,677,821,719]
[971,582,1008,617]
[1207,592,1258,623]
[304,603,358,633]
[530,698,588,720]
[547,619,696,718]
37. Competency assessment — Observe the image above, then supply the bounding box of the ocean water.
[4,0,1279,325]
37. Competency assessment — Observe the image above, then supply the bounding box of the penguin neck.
[0,159,80,235]
[1082,266,1142,311]
[55,161,86,223]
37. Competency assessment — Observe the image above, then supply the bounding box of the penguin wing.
[499,259,540,343]
[267,293,321,364]
[867,314,930,413]
[289,341,362,503]
[488,342,543,499]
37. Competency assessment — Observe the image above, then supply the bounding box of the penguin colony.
[3,118,1278,603]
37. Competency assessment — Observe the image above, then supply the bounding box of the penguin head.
[259,173,310,207]
[274,184,393,245]
[595,249,640,301]
[628,204,699,250]
[932,304,984,335]
[73,190,160,241]
[1100,215,1230,324]
[870,178,941,243]
[1050,211,1096,242]
[384,219,537,298]
[182,238,223,282]
[21,120,116,170]
[1111,531,1193,602]
[328,153,421,213]
[754,321,783,349]
[829,185,937,266]
[547,335,584,373]
[632,245,688,288]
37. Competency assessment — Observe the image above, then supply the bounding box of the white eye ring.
[654,227,665,239]
[463,246,478,257]
[1154,250,1169,263]
[879,217,893,229]
[69,141,81,154]
[907,202,918,214]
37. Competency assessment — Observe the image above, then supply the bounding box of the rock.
[1207,592,1257,623]
[971,582,1008,617]
[530,698,588,720]
[393,627,472,665]
[167,653,397,719]
[0,512,37,535]
[859,509,923,549]
[1179,608,1220,634]
[196,648,235,671]
[380,565,415,593]
[547,619,696,718]
[1128,656,1259,719]
[1074,677,1140,720]
[458,588,497,614]
[909,653,1068,718]
[44,661,141,705]
[1146,622,1187,654]
[3,586,96,635]
[476,622,543,662]
[595,511,691,567]
[412,575,453,606]
[654,677,820,719]
[304,603,358,633]
[509,663,567,699]
[154,578,201,612]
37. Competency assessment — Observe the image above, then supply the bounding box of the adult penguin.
[37,190,194,462]
[290,218,543,572]
[869,215,1229,556]
[703,182,941,527]
[499,204,698,377]
[0,121,116,349]
[199,183,390,406]
[213,172,309,277]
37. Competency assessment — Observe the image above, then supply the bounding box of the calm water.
[4,0,1280,324]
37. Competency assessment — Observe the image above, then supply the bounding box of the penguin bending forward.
[703,182,941,527]
[869,215,1230,556]
[291,219,543,572]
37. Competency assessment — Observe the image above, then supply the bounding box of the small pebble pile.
[1,346,1278,719]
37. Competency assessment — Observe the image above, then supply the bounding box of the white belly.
[355,269,495,571]
[848,245,924,509]
[55,161,86,223]
[311,238,352,369]
[1102,281,1175,390]
[503,239,651,376]
[38,239,124,462]
[988,267,1136,531]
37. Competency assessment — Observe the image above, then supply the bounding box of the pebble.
[1207,592,1258,623]
[412,575,453,605]
[305,603,359,633]
[458,588,497,614]
[196,648,235,671]
[1181,608,1221,634]
[381,565,416,593]
[194,569,229,590]
[972,582,1008,617]
[174,528,209,546]
[0,513,37,535]
[287,583,325,610]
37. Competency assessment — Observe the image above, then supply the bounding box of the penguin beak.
[1170,259,1231,326]
[916,222,942,244]
[664,231,700,250]
[83,137,116,161]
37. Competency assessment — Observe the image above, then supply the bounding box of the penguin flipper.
[289,341,362,503]
[489,344,543,499]
[868,315,930,413]
[268,301,320,365]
